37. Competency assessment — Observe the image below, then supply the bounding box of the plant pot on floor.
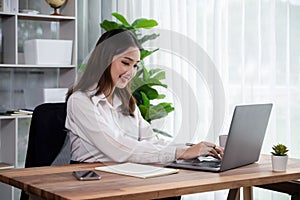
[271,155,288,172]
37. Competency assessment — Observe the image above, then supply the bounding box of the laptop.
[168,103,273,172]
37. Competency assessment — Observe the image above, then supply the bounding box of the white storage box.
[24,39,73,65]
[24,88,68,110]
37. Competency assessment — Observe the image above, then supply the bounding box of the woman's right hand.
[175,141,224,160]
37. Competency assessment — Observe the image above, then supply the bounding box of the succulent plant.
[271,144,289,156]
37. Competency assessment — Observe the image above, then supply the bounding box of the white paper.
[95,163,179,179]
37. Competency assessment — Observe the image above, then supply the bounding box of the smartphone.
[72,170,101,181]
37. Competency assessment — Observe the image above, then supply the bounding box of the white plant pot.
[271,155,288,172]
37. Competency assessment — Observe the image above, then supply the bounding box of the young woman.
[65,29,223,164]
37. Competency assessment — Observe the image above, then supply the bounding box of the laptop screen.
[220,103,273,171]
[167,103,273,172]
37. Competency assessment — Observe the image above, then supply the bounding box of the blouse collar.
[89,90,122,109]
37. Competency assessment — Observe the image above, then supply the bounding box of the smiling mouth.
[120,75,131,81]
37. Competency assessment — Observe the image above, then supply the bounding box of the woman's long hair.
[67,29,141,116]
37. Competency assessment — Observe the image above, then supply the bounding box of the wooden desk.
[1,155,300,200]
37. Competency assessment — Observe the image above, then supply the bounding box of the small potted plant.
[271,143,289,172]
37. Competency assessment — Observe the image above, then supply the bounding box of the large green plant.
[100,13,174,137]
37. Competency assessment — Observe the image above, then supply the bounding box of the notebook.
[168,103,273,172]
[95,162,179,178]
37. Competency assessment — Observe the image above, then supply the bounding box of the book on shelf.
[18,109,33,115]
[0,109,33,116]
[0,162,14,170]
[95,162,179,179]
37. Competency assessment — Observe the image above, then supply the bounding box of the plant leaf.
[139,33,160,44]
[138,105,149,122]
[130,76,144,92]
[131,75,167,93]
[135,68,143,77]
[148,103,174,121]
[152,71,166,81]
[149,109,168,121]
[100,20,123,31]
[112,12,130,26]
[140,48,159,60]
[142,66,150,81]
[132,18,158,29]
[156,94,166,99]
[140,91,150,107]
[149,68,163,76]
[145,78,167,88]
[133,91,143,105]
[135,85,158,100]
[152,102,175,113]
[271,143,289,156]
[144,87,159,100]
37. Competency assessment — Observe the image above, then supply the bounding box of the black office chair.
[20,103,70,200]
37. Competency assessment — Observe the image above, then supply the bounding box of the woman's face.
[110,47,140,89]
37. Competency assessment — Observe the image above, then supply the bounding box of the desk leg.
[227,188,240,200]
[243,187,253,200]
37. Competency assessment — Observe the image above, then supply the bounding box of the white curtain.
[79,0,300,199]
[112,0,300,149]
[77,0,113,65]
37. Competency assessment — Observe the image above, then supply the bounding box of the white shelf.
[0,1,77,199]
[0,115,32,120]
[0,12,15,16]
[0,64,76,68]
[0,12,75,20]
[0,162,14,170]
[17,13,76,21]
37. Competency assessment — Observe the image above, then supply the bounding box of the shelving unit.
[0,0,77,199]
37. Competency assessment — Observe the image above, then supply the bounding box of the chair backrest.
[21,103,70,200]
[24,102,69,168]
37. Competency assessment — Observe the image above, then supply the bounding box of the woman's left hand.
[176,141,224,160]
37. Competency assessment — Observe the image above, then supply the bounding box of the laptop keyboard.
[175,158,221,168]
[197,161,221,168]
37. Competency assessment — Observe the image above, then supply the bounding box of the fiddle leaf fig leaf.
[112,12,130,26]
[157,94,166,99]
[100,20,124,31]
[140,48,159,60]
[138,105,149,122]
[152,71,165,81]
[149,68,162,76]
[142,66,150,81]
[132,18,158,29]
[148,103,174,121]
[140,91,150,107]
[139,33,160,44]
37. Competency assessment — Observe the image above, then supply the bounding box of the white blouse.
[65,90,176,163]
